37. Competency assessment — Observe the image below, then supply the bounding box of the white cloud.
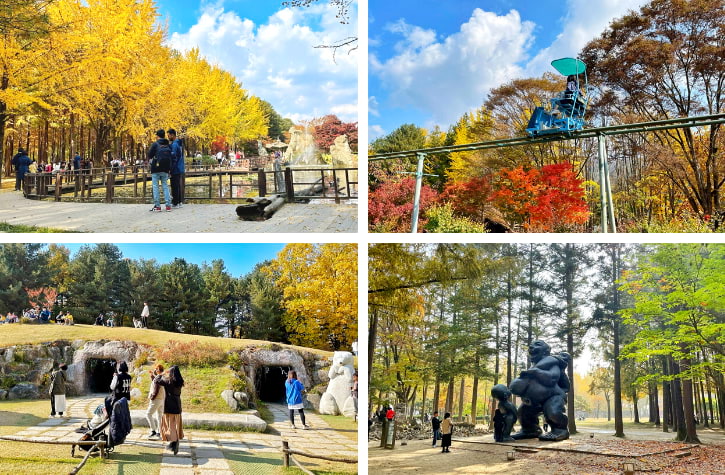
[525,0,650,76]
[168,3,358,122]
[370,9,535,127]
[370,124,385,138]
[368,96,380,117]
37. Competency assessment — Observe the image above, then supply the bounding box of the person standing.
[441,412,454,453]
[285,370,309,430]
[141,302,150,328]
[73,153,81,174]
[431,411,441,447]
[12,148,31,191]
[351,372,358,421]
[147,129,173,212]
[167,129,185,209]
[155,366,185,455]
[110,361,132,405]
[49,363,69,417]
[146,364,165,440]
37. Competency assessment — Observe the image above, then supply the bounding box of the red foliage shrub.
[490,162,589,232]
[440,176,493,222]
[368,177,439,232]
[156,340,228,367]
[313,115,358,152]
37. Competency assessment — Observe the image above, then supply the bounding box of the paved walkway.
[11,396,357,474]
[0,189,358,233]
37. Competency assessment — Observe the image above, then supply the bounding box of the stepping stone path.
[11,395,358,474]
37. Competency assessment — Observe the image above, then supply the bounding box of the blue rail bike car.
[526,58,589,137]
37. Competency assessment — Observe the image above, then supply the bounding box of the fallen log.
[263,195,286,218]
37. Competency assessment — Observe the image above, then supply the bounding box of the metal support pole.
[597,134,609,233]
[410,152,425,233]
[601,138,617,233]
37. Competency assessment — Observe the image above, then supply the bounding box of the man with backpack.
[147,129,173,212]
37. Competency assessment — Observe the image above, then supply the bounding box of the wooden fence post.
[105,171,114,203]
[282,440,290,468]
[54,174,62,201]
[284,167,294,201]
[258,169,266,197]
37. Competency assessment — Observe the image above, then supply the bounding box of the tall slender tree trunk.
[458,378,465,420]
[612,245,624,437]
[670,357,686,440]
[433,377,441,414]
[445,377,454,414]
[421,382,428,421]
[632,390,640,423]
[680,354,701,443]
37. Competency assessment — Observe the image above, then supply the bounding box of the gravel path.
[0,189,358,233]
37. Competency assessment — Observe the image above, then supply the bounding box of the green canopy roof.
[551,58,587,76]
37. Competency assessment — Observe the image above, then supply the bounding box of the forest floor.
[368,421,725,474]
[0,186,358,233]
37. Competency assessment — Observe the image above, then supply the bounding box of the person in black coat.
[153,365,185,455]
[110,361,132,405]
[431,411,441,447]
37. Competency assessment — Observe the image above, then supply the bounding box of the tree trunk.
[458,377,465,420]
[433,377,441,414]
[506,278,512,385]
[662,356,671,432]
[421,382,428,422]
[606,396,611,421]
[679,355,701,443]
[670,358,686,440]
[632,390,640,423]
[612,246,624,437]
[445,377,454,414]
[368,309,378,384]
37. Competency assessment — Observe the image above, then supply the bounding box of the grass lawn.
[316,414,358,442]
[129,365,239,415]
[0,323,331,357]
[0,222,76,233]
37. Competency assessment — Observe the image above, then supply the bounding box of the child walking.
[285,370,309,430]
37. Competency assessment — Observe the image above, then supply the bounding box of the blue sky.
[61,243,285,277]
[153,0,358,123]
[369,0,650,139]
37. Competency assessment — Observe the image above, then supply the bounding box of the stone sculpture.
[329,135,354,167]
[284,127,321,165]
[491,383,517,442]
[319,351,356,417]
[509,340,571,441]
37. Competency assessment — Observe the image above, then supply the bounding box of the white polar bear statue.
[319,351,356,417]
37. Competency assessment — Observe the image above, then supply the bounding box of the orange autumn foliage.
[491,162,589,232]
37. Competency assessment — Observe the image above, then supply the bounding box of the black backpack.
[152,143,172,171]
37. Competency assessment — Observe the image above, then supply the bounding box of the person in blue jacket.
[167,128,185,208]
[285,370,310,430]
[12,148,31,191]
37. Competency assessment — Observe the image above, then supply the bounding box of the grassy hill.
[0,323,331,357]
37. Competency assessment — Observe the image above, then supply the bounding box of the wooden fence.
[0,435,107,475]
[21,166,357,203]
[281,440,357,475]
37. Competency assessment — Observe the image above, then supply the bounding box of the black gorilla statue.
[509,340,571,441]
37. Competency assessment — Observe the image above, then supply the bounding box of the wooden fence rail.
[281,440,357,475]
[0,435,106,475]
[22,166,357,203]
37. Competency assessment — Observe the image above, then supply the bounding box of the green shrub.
[156,340,227,367]
[424,203,488,233]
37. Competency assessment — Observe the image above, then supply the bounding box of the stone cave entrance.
[256,366,292,403]
[87,358,117,393]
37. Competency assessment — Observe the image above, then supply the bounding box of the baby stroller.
[72,396,132,457]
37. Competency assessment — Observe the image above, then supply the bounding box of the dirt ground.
[369,425,725,474]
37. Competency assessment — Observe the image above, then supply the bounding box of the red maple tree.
[440,176,493,222]
[490,162,589,232]
[368,177,439,232]
[313,115,358,152]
